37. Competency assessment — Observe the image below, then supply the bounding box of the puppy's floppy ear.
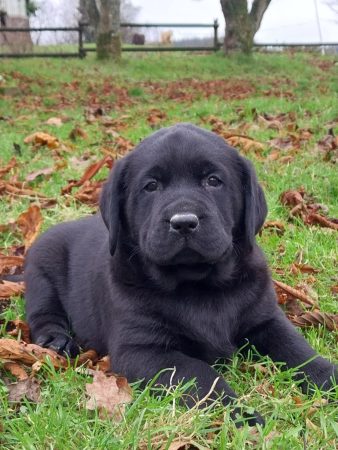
[242,158,267,249]
[100,158,127,255]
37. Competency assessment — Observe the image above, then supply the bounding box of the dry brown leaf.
[69,126,88,141]
[0,281,25,299]
[74,181,103,206]
[285,298,305,317]
[225,134,264,154]
[6,319,31,343]
[0,157,17,177]
[290,311,338,331]
[6,377,41,403]
[24,131,59,149]
[4,361,29,380]
[86,371,132,420]
[262,220,285,236]
[273,279,318,307]
[165,440,205,450]
[0,255,24,275]
[76,349,99,367]
[45,117,63,127]
[0,180,53,201]
[305,212,338,231]
[0,338,67,368]
[16,205,43,250]
[95,355,111,372]
[62,155,113,195]
[331,285,338,296]
[280,187,338,231]
[290,263,320,274]
[147,109,167,128]
[280,189,305,208]
[25,167,54,182]
[317,128,338,163]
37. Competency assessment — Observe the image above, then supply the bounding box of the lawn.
[0,51,337,449]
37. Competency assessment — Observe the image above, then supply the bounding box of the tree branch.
[250,0,272,31]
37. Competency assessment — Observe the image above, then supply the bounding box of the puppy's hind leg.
[24,267,80,358]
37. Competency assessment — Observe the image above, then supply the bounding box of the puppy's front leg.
[112,347,264,426]
[247,310,337,392]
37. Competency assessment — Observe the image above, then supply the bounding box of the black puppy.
[25,124,337,426]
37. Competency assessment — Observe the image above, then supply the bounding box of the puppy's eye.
[206,176,222,187]
[144,180,159,192]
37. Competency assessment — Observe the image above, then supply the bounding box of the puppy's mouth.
[167,248,206,265]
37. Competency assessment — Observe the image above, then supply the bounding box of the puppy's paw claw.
[35,333,80,358]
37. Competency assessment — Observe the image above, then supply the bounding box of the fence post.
[213,19,219,52]
[78,22,85,58]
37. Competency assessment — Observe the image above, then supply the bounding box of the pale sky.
[132,0,338,43]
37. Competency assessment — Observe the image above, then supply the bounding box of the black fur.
[25,124,337,426]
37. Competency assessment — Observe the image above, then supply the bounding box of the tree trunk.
[220,0,271,54]
[96,0,120,60]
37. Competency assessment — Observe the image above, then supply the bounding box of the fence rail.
[0,21,219,57]
[0,22,337,58]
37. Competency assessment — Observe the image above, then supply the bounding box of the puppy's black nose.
[170,213,199,235]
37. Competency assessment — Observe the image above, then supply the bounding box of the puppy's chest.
[164,291,239,360]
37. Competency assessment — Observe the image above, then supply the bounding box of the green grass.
[0,51,337,449]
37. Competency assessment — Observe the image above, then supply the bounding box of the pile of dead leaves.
[206,116,265,157]
[0,327,132,420]
[280,187,338,231]
[274,279,338,332]
[142,78,255,103]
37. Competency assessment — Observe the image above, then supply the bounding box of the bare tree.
[91,0,120,60]
[80,0,138,44]
[220,0,272,54]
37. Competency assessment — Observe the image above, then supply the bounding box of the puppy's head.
[100,124,267,289]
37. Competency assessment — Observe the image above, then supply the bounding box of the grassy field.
[0,51,337,449]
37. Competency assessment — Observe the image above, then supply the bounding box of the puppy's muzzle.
[169,213,199,235]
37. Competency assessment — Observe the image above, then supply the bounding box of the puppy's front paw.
[231,407,265,428]
[301,360,337,395]
[35,332,80,358]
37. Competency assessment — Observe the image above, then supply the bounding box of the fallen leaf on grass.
[147,108,167,128]
[4,361,29,380]
[290,263,320,275]
[16,205,42,250]
[262,220,285,236]
[74,181,103,206]
[331,285,338,296]
[25,167,54,182]
[45,117,63,127]
[280,187,338,230]
[76,349,99,367]
[0,255,24,275]
[0,281,25,299]
[0,157,17,177]
[62,155,114,195]
[0,338,67,368]
[24,131,59,149]
[6,319,31,343]
[317,127,338,162]
[6,377,41,403]
[290,311,338,331]
[0,180,55,205]
[86,371,132,420]
[206,116,265,156]
[164,440,206,450]
[305,212,338,231]
[69,126,88,141]
[274,279,318,307]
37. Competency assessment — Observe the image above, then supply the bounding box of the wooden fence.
[0,22,337,58]
[0,21,219,57]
